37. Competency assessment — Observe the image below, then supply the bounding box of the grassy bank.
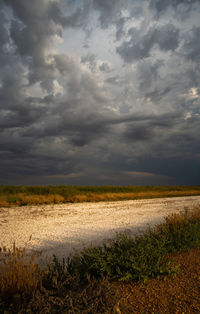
[0,205,200,313]
[0,185,200,206]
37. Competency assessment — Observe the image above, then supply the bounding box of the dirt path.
[1,196,200,266]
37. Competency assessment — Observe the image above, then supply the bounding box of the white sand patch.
[0,196,200,267]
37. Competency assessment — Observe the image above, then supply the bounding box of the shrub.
[66,232,177,283]
[65,206,200,283]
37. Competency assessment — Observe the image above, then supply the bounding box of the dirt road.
[1,196,200,266]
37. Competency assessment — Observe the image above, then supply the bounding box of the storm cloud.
[0,0,200,185]
[116,24,180,63]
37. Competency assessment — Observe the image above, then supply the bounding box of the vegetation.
[0,184,200,206]
[0,205,200,312]
[66,206,200,283]
[0,236,42,299]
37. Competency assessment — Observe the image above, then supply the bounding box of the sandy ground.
[1,196,200,266]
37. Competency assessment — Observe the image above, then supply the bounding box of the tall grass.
[154,206,200,253]
[0,236,42,298]
[0,185,200,206]
[1,185,200,195]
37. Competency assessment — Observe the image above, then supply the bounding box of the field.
[0,185,200,206]
[0,188,200,312]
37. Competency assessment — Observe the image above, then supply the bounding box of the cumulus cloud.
[0,0,200,185]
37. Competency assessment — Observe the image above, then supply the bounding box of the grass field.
[0,185,200,206]
[0,204,200,313]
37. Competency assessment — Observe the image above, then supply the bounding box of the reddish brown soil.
[2,247,198,313]
[114,247,200,313]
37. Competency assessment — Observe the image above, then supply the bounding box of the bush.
[64,206,200,283]
[66,232,177,283]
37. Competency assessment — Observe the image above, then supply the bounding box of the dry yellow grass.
[0,193,65,206]
[0,188,200,207]
[63,190,200,203]
[155,205,200,233]
[0,236,42,298]
[19,193,65,204]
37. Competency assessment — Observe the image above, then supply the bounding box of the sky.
[0,0,200,186]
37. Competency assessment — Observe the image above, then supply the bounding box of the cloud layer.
[0,0,200,185]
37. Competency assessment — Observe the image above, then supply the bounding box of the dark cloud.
[120,113,200,184]
[153,24,180,51]
[5,0,62,92]
[93,0,124,28]
[99,62,112,72]
[128,155,200,185]
[81,53,97,72]
[181,26,200,62]
[115,17,129,41]
[123,113,177,143]
[0,13,9,53]
[136,59,164,92]
[123,113,200,160]
[151,0,200,18]
[117,24,180,63]
[0,0,200,185]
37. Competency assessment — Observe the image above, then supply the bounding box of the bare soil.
[111,247,200,313]
[1,196,200,267]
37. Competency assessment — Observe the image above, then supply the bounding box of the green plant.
[66,206,200,283]
[67,232,176,283]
